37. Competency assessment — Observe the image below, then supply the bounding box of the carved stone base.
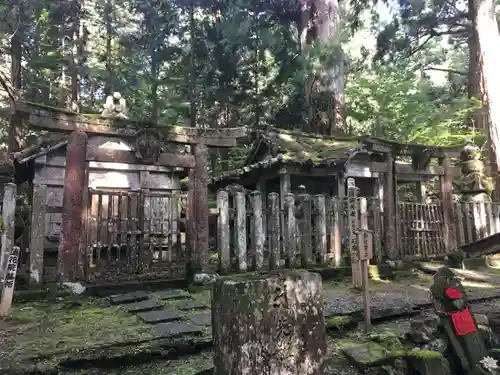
[212,270,326,375]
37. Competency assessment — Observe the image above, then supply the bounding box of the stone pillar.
[440,154,456,250]
[57,131,88,282]
[212,270,327,375]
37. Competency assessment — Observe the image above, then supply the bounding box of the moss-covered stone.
[342,341,401,369]
[212,270,326,375]
[406,350,451,375]
[326,315,357,331]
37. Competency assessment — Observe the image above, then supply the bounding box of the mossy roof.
[13,133,69,164]
[245,130,362,165]
[211,130,367,185]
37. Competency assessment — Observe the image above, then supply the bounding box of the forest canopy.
[0,0,489,167]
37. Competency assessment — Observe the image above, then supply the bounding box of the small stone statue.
[101,92,128,118]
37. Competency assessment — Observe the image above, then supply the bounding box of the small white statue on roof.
[101,92,128,119]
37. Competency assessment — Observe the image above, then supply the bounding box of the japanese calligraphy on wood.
[0,246,20,316]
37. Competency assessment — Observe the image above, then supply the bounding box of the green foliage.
[345,55,478,145]
[0,0,481,161]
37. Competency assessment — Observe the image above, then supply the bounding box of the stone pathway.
[107,290,211,339]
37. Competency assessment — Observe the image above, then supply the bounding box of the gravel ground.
[323,282,500,317]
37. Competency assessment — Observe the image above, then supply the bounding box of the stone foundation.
[342,312,500,375]
[212,270,326,375]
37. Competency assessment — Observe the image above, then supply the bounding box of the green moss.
[3,298,156,367]
[406,350,443,359]
[326,315,356,330]
[368,330,403,351]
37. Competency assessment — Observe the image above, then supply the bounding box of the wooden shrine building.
[11,101,245,286]
[211,129,462,260]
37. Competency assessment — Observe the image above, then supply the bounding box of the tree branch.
[424,67,467,76]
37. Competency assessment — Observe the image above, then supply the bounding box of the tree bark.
[8,0,23,153]
[471,0,500,194]
[305,0,346,135]
[104,0,113,95]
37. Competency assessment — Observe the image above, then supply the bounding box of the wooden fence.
[216,189,500,272]
[215,190,382,273]
[454,200,500,246]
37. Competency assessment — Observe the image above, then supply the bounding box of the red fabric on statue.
[445,288,462,300]
[450,308,476,336]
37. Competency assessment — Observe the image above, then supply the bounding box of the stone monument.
[212,270,326,375]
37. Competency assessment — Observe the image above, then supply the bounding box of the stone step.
[121,299,163,313]
[137,308,184,324]
[154,289,192,301]
[188,312,212,326]
[109,291,150,305]
[175,300,208,311]
[155,322,203,338]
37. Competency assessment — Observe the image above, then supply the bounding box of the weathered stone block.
[212,270,326,375]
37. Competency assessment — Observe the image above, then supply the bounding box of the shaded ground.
[2,267,500,373]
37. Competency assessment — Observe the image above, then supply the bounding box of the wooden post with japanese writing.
[0,246,20,316]
[357,197,372,332]
[347,178,361,288]
[357,228,373,333]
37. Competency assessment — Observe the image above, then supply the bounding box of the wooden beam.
[395,163,444,176]
[87,148,195,168]
[19,102,243,147]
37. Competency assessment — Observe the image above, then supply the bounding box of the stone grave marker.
[430,267,498,374]
[121,299,163,313]
[137,309,183,324]
[109,291,149,305]
[212,270,327,375]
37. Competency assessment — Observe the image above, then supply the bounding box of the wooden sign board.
[357,229,373,261]
[0,246,20,316]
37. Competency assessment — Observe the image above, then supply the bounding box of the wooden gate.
[85,189,187,281]
[397,202,445,259]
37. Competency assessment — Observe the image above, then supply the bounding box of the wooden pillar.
[337,172,345,240]
[188,142,209,277]
[384,152,397,259]
[416,181,426,203]
[28,184,47,286]
[256,177,267,236]
[57,131,88,282]
[279,167,290,258]
[440,154,457,250]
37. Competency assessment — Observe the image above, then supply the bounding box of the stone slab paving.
[121,299,163,313]
[154,322,203,338]
[137,308,184,324]
[154,289,192,300]
[176,300,208,311]
[109,291,150,305]
[188,312,212,326]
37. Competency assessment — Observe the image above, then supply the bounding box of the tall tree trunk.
[104,0,113,95]
[305,0,346,135]
[69,1,82,111]
[150,58,159,124]
[189,4,197,127]
[8,0,23,153]
[471,0,500,193]
[316,0,345,135]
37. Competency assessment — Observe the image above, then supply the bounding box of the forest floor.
[2,267,500,374]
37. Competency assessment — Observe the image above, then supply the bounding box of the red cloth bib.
[450,308,476,336]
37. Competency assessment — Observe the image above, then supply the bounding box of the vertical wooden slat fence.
[216,190,381,273]
[454,200,500,246]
